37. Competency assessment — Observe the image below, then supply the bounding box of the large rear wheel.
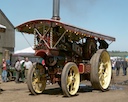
[61,62,80,97]
[90,49,112,91]
[27,62,46,95]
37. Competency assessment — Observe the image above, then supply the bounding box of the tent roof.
[14,47,35,56]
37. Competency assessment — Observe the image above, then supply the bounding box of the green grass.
[108,51,128,58]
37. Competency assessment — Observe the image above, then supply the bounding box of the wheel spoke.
[67,68,74,83]
[99,59,108,85]
[99,62,104,74]
[99,71,106,86]
[67,68,76,92]
[67,79,75,92]
[67,76,72,86]
[70,82,75,91]
[104,70,108,78]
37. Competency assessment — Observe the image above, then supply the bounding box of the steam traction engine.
[15,0,115,97]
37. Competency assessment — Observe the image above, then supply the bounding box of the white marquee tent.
[12,47,40,64]
[14,46,35,57]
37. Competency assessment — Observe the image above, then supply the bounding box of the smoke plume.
[60,0,100,22]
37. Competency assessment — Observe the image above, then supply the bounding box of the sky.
[0,0,128,51]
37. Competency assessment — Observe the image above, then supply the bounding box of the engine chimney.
[52,0,60,20]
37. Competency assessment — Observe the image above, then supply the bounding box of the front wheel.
[61,62,80,97]
[90,49,112,91]
[27,62,46,95]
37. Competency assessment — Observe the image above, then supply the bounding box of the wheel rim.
[32,64,46,93]
[98,51,111,89]
[67,66,79,95]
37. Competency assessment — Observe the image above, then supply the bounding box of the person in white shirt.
[23,57,33,83]
[15,58,21,83]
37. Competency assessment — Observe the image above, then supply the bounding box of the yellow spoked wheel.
[27,62,46,95]
[61,62,80,97]
[90,49,112,91]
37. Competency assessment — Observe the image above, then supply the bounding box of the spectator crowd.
[112,58,128,76]
[0,57,34,83]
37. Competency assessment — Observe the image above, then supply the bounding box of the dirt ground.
[0,69,128,102]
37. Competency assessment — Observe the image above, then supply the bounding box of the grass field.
[108,51,128,58]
